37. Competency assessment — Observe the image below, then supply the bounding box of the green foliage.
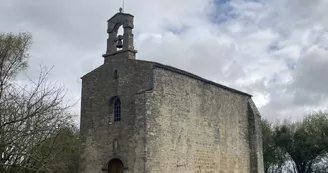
[263,112,328,173]
[0,32,31,82]
[32,125,80,173]
[263,120,275,170]
[262,120,286,173]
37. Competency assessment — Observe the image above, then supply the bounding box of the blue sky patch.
[208,0,236,24]
[166,24,189,35]
[285,58,296,70]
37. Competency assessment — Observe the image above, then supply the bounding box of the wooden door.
[108,159,124,173]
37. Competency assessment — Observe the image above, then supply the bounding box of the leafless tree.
[0,32,74,173]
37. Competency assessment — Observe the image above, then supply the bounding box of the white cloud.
[1,0,327,122]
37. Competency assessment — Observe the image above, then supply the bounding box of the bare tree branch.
[0,32,76,173]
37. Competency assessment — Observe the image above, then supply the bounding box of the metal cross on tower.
[119,0,124,13]
[122,0,125,12]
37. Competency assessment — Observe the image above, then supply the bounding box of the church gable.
[79,7,264,173]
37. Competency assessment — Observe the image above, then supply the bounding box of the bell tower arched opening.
[116,26,124,51]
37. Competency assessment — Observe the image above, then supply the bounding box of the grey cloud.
[290,47,328,104]
[257,45,328,120]
[0,0,122,50]
[1,0,328,122]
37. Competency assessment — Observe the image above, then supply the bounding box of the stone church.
[79,9,264,173]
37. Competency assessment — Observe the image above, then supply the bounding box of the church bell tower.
[80,8,146,173]
[103,8,137,61]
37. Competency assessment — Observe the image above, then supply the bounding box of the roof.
[135,59,252,97]
[81,58,252,97]
[107,12,134,22]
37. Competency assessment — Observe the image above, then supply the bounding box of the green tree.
[275,112,328,173]
[30,125,80,173]
[262,119,286,173]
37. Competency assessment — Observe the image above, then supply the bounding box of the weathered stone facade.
[79,10,264,173]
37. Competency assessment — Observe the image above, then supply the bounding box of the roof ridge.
[133,59,252,97]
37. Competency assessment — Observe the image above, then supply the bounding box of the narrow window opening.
[114,99,121,121]
[114,70,118,79]
[113,139,118,150]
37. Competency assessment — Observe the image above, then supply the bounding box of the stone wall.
[144,67,256,173]
[79,58,153,173]
[248,99,264,173]
[80,58,263,173]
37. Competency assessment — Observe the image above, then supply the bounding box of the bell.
[116,35,123,49]
[116,39,123,49]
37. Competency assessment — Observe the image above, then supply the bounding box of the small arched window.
[113,139,118,150]
[114,99,121,121]
[114,70,118,79]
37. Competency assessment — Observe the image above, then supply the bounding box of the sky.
[0,0,327,122]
